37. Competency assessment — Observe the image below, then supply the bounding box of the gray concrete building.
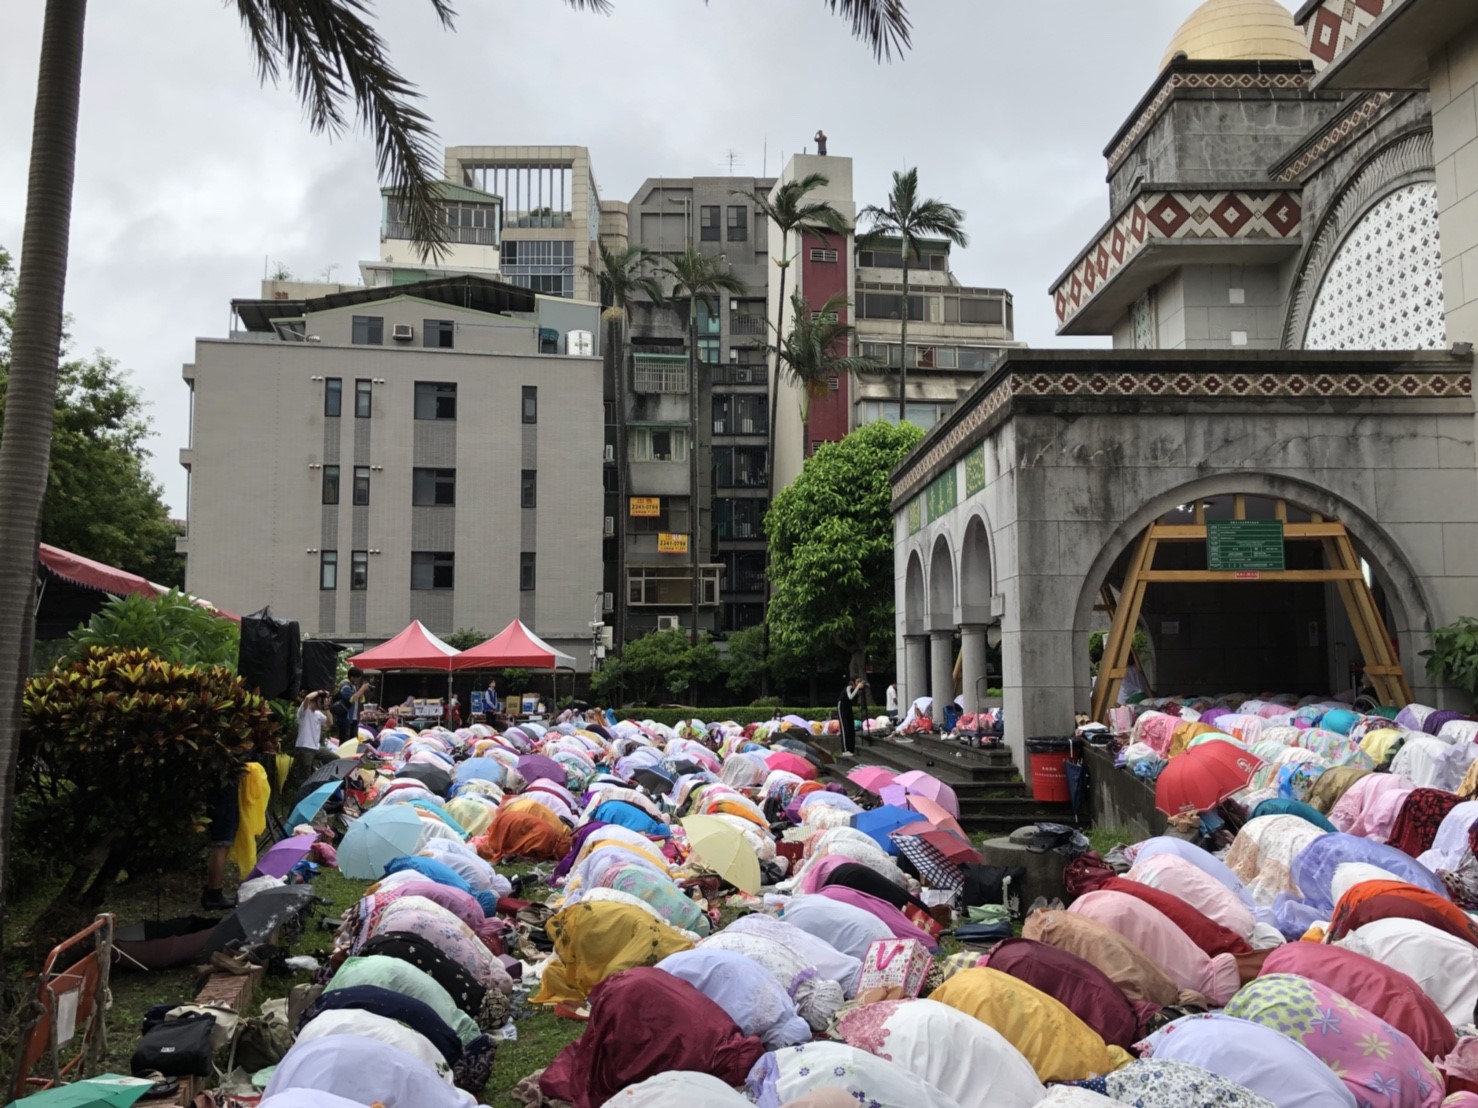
[180,275,605,666]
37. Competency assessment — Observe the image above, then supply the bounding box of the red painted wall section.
[799,229,851,453]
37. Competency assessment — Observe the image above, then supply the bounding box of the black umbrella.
[396,763,452,796]
[295,756,363,805]
[631,767,675,794]
[204,885,318,955]
[665,759,703,777]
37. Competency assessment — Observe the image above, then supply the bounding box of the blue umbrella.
[339,805,427,878]
[456,757,507,785]
[409,798,469,839]
[851,805,920,855]
[285,780,342,830]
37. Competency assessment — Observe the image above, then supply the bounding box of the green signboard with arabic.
[906,499,922,535]
[964,445,986,497]
[925,467,957,524]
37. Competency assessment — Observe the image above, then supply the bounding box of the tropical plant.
[582,244,665,651]
[0,0,911,930]
[767,420,924,678]
[590,628,720,706]
[1422,617,1478,701]
[20,647,277,914]
[769,291,878,461]
[442,627,489,651]
[656,248,748,647]
[858,168,969,421]
[63,590,241,669]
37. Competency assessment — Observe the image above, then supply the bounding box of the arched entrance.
[958,515,997,714]
[928,537,958,725]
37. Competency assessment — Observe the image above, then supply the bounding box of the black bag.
[961,864,1028,919]
[238,606,302,699]
[131,1011,216,1077]
[954,921,1013,946]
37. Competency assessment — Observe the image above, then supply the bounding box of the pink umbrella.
[765,751,817,780]
[906,794,969,840]
[879,783,909,808]
[846,766,897,794]
[896,770,961,819]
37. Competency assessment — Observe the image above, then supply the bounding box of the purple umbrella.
[246,835,315,880]
[517,753,567,788]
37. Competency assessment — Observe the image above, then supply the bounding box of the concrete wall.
[1432,19,1478,344]
[183,336,603,663]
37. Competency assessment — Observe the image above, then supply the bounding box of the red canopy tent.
[35,543,239,639]
[347,620,460,671]
[453,619,575,671]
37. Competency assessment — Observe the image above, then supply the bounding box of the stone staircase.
[818,731,1083,836]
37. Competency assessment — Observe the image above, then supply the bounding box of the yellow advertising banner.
[630,497,661,518]
[657,533,689,554]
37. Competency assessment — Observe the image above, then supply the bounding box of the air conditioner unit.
[391,323,414,342]
[657,615,682,631]
[603,444,615,463]
[603,516,615,536]
[734,368,753,384]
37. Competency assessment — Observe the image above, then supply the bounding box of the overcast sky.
[0,1,1300,515]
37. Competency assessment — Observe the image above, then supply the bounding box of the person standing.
[338,666,369,741]
[837,676,866,758]
[886,682,899,719]
[449,694,462,728]
[486,678,500,714]
[288,689,333,795]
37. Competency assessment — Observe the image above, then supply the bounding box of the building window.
[324,377,343,417]
[352,465,371,506]
[354,378,373,418]
[350,550,368,591]
[520,552,536,591]
[713,394,768,435]
[351,316,383,345]
[627,565,722,606]
[631,426,688,463]
[322,465,340,505]
[414,381,457,420]
[423,319,454,349]
[499,239,575,298]
[521,469,537,509]
[730,300,766,335]
[714,498,767,540]
[411,551,455,590]
[809,247,839,263]
[713,445,768,488]
[522,385,538,424]
[632,354,688,394]
[700,205,721,241]
[319,550,338,590]
[727,206,748,241]
[412,467,455,506]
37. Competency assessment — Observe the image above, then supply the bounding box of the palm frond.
[562,0,614,10]
[822,0,912,60]
[909,200,970,246]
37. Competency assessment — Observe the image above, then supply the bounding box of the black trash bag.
[238,606,302,699]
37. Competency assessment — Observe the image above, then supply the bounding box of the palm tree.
[771,291,879,461]
[581,244,664,652]
[656,248,748,647]
[858,168,968,422]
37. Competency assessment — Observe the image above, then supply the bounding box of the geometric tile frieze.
[1303,0,1401,72]
[1275,91,1396,183]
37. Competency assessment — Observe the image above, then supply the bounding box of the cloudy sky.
[0,0,1298,514]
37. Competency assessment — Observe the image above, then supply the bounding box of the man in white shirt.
[886,683,898,717]
[288,689,334,796]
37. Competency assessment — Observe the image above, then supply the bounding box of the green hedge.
[616,706,835,728]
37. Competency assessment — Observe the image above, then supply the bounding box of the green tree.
[64,590,240,669]
[582,244,664,651]
[1423,617,1478,700]
[656,248,748,647]
[443,627,488,651]
[767,420,923,678]
[858,168,969,421]
[770,290,878,462]
[591,629,720,706]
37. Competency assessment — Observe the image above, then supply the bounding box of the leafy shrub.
[1423,617,1478,700]
[592,630,720,705]
[615,706,834,728]
[749,695,783,709]
[21,647,278,906]
[63,590,240,669]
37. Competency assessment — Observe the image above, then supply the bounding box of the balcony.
[730,315,767,337]
[384,222,498,246]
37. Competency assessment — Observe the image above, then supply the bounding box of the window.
[414,381,457,420]
[631,426,688,463]
[522,386,538,424]
[324,377,343,417]
[727,205,747,242]
[355,378,373,418]
[412,467,455,506]
[632,354,688,394]
[714,498,767,540]
[958,297,1005,326]
[411,551,454,590]
[713,394,768,435]
[697,338,720,365]
[352,465,371,506]
[714,445,768,488]
[700,205,721,241]
[627,565,722,606]
[319,550,338,590]
[730,300,766,335]
[857,291,926,321]
[350,550,368,591]
[351,316,383,345]
[521,469,536,509]
[520,552,536,591]
[630,496,691,535]
[722,551,767,593]
[499,240,576,298]
[423,319,454,349]
[322,465,340,505]
[809,247,839,263]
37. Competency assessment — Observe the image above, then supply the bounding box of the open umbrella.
[632,767,676,794]
[764,751,817,780]
[904,827,982,865]
[338,805,427,879]
[204,884,317,955]
[395,763,452,797]
[680,814,761,895]
[904,795,970,840]
[895,770,961,819]
[285,780,342,831]
[879,783,909,809]
[663,758,703,777]
[246,835,316,880]
[296,756,363,804]
[851,805,920,854]
[1155,742,1262,815]
[781,714,810,730]
[892,834,967,893]
[455,757,507,785]
[847,766,897,794]
[7,1075,157,1108]
[517,754,567,788]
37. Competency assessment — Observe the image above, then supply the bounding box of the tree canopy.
[0,249,180,586]
[766,420,924,679]
[591,629,720,706]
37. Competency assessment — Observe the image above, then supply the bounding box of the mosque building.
[891,0,1478,778]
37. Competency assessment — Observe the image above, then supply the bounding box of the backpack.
[960,864,1028,919]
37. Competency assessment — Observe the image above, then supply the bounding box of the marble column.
[959,624,988,716]
[904,635,928,714]
[930,629,955,726]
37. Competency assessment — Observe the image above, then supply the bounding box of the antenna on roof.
[723,149,744,175]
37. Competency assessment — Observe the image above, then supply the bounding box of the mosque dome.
[1160,0,1310,69]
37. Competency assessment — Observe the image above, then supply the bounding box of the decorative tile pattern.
[1107,70,1311,174]
[1132,290,1157,350]
[1302,0,1401,72]
[1274,91,1396,183]
[1305,183,1447,351]
[892,365,1471,503]
[1053,190,1303,330]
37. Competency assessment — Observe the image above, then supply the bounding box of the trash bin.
[1026,736,1073,803]
[943,704,962,733]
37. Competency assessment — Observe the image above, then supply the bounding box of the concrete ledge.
[1083,743,1169,841]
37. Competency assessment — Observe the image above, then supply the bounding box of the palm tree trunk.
[688,304,701,653]
[609,316,627,652]
[898,255,910,422]
[760,256,789,693]
[0,0,88,943]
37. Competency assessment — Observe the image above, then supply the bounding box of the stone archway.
[960,514,993,625]
[929,535,957,632]
[904,551,926,638]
